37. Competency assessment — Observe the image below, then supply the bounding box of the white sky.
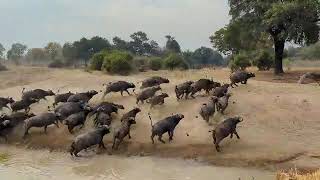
[0,0,230,50]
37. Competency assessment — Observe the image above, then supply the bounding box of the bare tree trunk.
[273,37,285,75]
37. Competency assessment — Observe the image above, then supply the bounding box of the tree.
[210,21,272,56]
[102,51,133,75]
[229,52,251,71]
[25,48,47,62]
[192,47,224,66]
[163,53,188,70]
[225,0,320,74]
[62,43,77,63]
[165,35,181,53]
[45,42,62,60]
[0,43,5,59]
[73,36,111,66]
[113,36,129,51]
[129,31,149,55]
[89,36,111,53]
[7,43,27,64]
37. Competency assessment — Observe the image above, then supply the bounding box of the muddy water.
[0,146,274,180]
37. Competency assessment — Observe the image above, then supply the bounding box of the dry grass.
[277,170,320,180]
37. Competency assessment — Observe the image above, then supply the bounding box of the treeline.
[0,31,225,73]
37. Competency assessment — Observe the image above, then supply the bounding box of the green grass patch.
[0,152,10,163]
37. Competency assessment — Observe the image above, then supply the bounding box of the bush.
[102,51,133,75]
[253,50,274,71]
[48,60,64,68]
[149,57,163,71]
[163,53,188,70]
[132,57,149,72]
[0,63,7,71]
[283,58,292,71]
[90,52,106,70]
[229,52,251,71]
[298,41,320,60]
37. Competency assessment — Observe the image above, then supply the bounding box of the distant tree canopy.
[0,43,5,59]
[3,32,226,70]
[7,43,27,63]
[62,42,77,62]
[62,36,111,66]
[44,42,62,60]
[165,35,181,53]
[192,47,224,66]
[211,0,320,74]
[113,36,129,51]
[112,31,160,56]
[26,48,47,62]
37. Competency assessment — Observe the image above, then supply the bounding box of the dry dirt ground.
[0,66,320,172]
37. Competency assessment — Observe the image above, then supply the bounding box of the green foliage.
[72,36,111,65]
[90,52,107,70]
[132,56,149,72]
[210,20,272,55]
[113,36,129,51]
[0,153,10,163]
[7,43,27,64]
[62,42,77,64]
[165,35,181,53]
[102,51,133,75]
[0,43,5,59]
[163,53,188,70]
[219,0,320,74]
[253,50,274,71]
[26,48,48,63]
[229,52,251,71]
[45,42,62,60]
[149,57,163,71]
[191,47,224,66]
[298,42,320,60]
[283,58,292,71]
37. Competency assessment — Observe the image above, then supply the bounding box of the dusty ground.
[254,67,320,84]
[0,66,320,172]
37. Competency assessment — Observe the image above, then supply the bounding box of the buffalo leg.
[151,134,155,144]
[158,135,165,144]
[68,126,73,134]
[99,141,106,149]
[116,138,123,149]
[128,129,131,139]
[215,144,220,152]
[234,131,240,139]
[125,90,131,96]
[169,131,174,141]
[44,126,48,134]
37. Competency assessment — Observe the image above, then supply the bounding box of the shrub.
[163,53,188,70]
[149,57,163,71]
[229,52,251,71]
[102,51,133,75]
[283,58,292,71]
[0,63,7,71]
[48,60,64,68]
[90,52,106,70]
[253,50,274,71]
[133,57,149,72]
[298,41,320,60]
